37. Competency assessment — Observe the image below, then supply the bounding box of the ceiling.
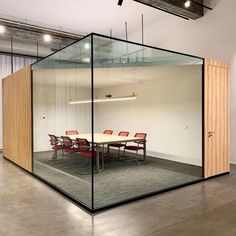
[0,0,224,61]
[0,27,76,57]
[0,0,168,38]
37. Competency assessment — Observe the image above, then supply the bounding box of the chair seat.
[109,143,126,148]
[65,147,79,154]
[80,151,97,158]
[125,145,144,151]
[52,145,64,151]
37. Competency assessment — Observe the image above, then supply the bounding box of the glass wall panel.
[32,35,93,208]
[93,35,203,209]
[32,33,203,210]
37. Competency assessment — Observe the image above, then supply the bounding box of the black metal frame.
[202,60,205,178]
[91,34,95,209]
[30,32,205,212]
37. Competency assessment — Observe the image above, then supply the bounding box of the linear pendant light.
[69,94,137,105]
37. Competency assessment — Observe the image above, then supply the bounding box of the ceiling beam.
[132,0,207,20]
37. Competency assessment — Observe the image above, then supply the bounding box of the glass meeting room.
[32,33,203,210]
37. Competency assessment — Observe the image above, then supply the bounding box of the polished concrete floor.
[1,156,236,236]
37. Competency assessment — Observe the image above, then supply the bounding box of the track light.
[43,34,52,42]
[118,0,124,6]
[184,0,191,8]
[0,25,5,34]
[69,94,137,105]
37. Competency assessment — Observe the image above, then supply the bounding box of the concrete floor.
[0,156,236,236]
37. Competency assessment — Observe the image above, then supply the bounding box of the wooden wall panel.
[2,66,32,172]
[204,59,229,178]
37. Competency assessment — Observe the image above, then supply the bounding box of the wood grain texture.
[2,66,32,172]
[204,59,229,178]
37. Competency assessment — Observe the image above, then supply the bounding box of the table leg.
[143,140,146,162]
[96,144,100,172]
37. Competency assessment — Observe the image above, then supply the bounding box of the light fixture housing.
[69,94,137,105]
[43,34,52,42]
[118,0,124,6]
[0,25,5,34]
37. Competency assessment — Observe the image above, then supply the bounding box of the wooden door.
[204,59,229,178]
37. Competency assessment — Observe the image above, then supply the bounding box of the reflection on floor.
[34,151,202,209]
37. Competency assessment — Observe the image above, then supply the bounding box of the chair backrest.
[134,133,147,145]
[76,138,90,151]
[61,136,73,147]
[48,134,58,146]
[103,130,113,135]
[118,131,129,136]
[66,130,79,135]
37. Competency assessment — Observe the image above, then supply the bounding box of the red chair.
[76,138,103,173]
[48,134,65,159]
[124,133,147,164]
[61,136,79,155]
[103,130,113,135]
[108,131,129,159]
[65,130,79,144]
[65,130,79,135]
[76,138,97,158]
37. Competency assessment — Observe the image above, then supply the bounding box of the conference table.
[68,133,146,171]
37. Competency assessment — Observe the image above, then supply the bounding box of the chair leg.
[118,148,120,160]
[52,150,57,159]
[100,152,104,171]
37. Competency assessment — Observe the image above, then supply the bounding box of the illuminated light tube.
[69,94,137,104]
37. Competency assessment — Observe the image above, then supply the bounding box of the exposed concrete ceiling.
[0,0,222,59]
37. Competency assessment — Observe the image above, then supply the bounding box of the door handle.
[208,131,215,138]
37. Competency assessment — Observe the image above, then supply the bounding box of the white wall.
[33,69,91,152]
[127,0,235,62]
[94,65,202,166]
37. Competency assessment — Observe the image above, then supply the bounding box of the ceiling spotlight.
[118,0,124,6]
[0,25,5,34]
[184,0,191,8]
[43,34,52,42]
[84,43,90,49]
